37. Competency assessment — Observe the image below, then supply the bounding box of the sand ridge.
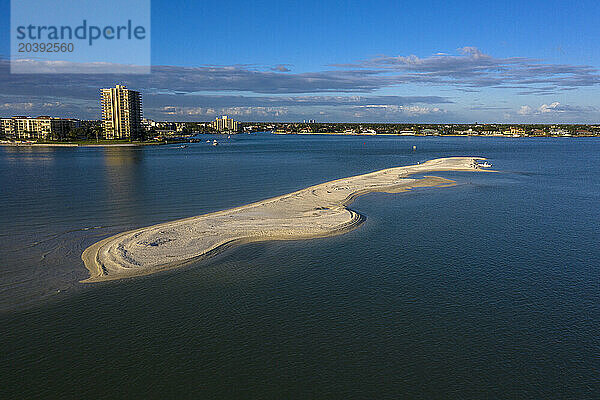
[82,157,489,282]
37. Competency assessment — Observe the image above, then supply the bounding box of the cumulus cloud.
[539,102,564,113]
[352,104,446,118]
[0,102,34,110]
[143,94,452,109]
[143,95,452,120]
[517,102,596,116]
[470,105,512,111]
[157,106,288,118]
[517,105,533,115]
[0,99,82,117]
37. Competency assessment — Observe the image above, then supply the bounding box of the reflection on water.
[1,145,63,163]
[101,148,144,223]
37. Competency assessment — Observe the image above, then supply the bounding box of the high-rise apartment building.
[211,115,239,132]
[101,85,143,139]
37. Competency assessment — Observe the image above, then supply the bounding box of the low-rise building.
[1,118,15,137]
[0,116,79,140]
[550,128,570,136]
[503,127,526,136]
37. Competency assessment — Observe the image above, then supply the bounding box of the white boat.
[478,161,492,168]
[212,140,218,146]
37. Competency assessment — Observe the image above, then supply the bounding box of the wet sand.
[82,157,488,282]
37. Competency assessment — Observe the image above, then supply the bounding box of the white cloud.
[538,102,562,113]
[156,106,288,118]
[353,104,445,117]
[511,102,599,122]
[0,102,34,110]
[338,47,600,94]
[517,101,595,116]
[517,105,533,115]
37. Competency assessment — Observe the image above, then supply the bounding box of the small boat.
[212,140,218,146]
[206,140,211,143]
[178,145,187,148]
[478,161,492,168]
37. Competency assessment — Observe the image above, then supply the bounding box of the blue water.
[1,134,599,398]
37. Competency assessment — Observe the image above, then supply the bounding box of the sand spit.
[82,157,488,282]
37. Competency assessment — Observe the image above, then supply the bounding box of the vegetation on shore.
[240,122,600,137]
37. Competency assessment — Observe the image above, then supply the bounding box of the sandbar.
[82,157,489,282]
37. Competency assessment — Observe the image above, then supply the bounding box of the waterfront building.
[101,85,143,139]
[211,116,239,132]
[1,118,13,137]
[504,127,526,136]
[510,127,526,135]
[550,128,571,136]
[0,116,79,140]
[141,118,157,131]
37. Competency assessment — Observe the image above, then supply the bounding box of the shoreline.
[272,132,597,138]
[0,142,163,147]
[81,157,490,283]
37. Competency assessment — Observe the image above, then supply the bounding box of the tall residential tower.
[101,85,143,139]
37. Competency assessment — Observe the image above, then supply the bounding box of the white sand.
[82,157,488,282]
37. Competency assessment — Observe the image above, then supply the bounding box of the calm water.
[1,134,599,398]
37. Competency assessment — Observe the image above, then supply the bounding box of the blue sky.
[1,0,600,122]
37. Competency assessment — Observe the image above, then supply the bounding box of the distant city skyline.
[211,115,239,132]
[1,0,599,123]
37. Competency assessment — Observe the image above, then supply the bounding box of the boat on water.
[478,161,492,168]
[212,140,218,146]
[178,145,188,148]
[206,140,211,143]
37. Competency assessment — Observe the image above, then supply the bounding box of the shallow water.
[1,134,599,398]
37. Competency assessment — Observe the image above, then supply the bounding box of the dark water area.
[1,134,598,398]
